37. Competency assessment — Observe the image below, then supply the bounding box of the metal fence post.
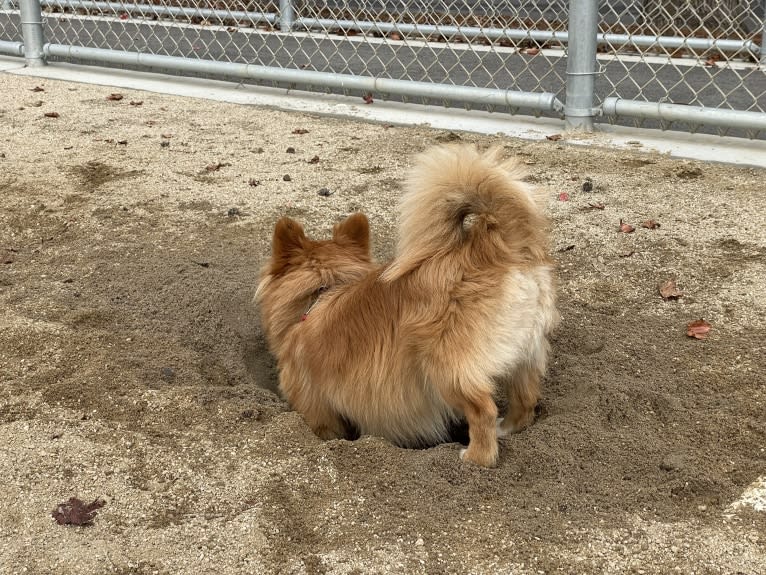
[761,0,766,66]
[279,0,294,31]
[565,0,598,130]
[19,0,46,66]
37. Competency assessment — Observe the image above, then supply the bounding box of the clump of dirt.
[0,72,764,575]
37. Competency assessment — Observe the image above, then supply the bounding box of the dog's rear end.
[379,144,559,466]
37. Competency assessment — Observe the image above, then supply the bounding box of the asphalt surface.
[1,9,764,137]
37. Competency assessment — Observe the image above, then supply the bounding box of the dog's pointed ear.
[333,213,370,253]
[272,217,307,259]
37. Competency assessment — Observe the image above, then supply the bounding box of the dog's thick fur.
[256,144,559,467]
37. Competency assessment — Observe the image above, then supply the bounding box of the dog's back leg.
[498,362,542,436]
[436,377,499,467]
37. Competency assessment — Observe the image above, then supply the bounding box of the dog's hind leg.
[439,381,499,467]
[498,363,541,436]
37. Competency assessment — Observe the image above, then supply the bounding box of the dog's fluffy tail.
[381,144,549,282]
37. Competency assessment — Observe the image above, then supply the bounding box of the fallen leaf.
[292,128,309,135]
[106,93,124,101]
[52,497,105,526]
[659,279,683,300]
[686,319,712,339]
[704,54,721,67]
[161,133,172,139]
[160,141,170,148]
[308,155,320,164]
[44,112,60,118]
[389,32,402,41]
[363,92,374,104]
[117,140,128,145]
[129,100,143,106]
[546,134,562,141]
[524,47,540,55]
[31,86,45,92]
[248,178,260,187]
[642,219,661,229]
[119,12,129,19]
[558,192,570,201]
[619,219,635,233]
[205,162,231,172]
[579,202,605,211]
[619,250,635,258]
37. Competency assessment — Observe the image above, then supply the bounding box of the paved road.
[1,10,764,137]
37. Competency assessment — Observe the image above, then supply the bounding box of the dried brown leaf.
[248,178,260,187]
[363,92,374,105]
[308,155,320,164]
[579,202,605,211]
[619,250,635,258]
[129,100,143,106]
[642,219,661,229]
[659,279,683,300]
[205,162,230,172]
[546,133,562,141]
[106,93,124,101]
[31,86,45,92]
[619,219,635,233]
[292,128,309,135]
[52,497,105,526]
[44,112,60,118]
[686,319,712,339]
[524,47,540,55]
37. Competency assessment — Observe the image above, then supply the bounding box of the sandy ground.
[0,71,765,575]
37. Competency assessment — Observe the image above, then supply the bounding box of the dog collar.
[301,286,327,322]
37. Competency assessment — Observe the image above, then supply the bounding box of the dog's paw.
[498,411,534,435]
[459,446,498,468]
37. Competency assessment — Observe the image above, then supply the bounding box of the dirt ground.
[1,71,764,575]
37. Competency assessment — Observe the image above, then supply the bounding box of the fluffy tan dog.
[256,144,558,467]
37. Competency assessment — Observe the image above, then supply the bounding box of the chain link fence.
[1,0,765,137]
[0,0,22,55]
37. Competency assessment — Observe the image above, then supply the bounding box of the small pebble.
[160,367,175,382]
[283,174,292,182]
[286,147,295,154]
[318,187,333,197]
